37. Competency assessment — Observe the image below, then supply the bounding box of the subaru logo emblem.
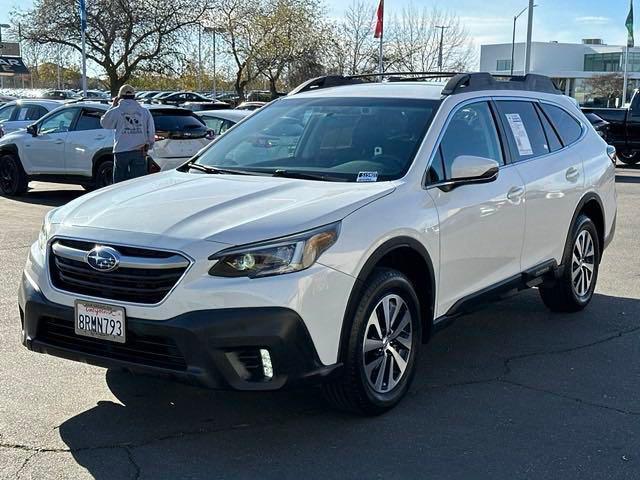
[86,246,121,272]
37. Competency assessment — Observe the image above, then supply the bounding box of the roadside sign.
[0,56,29,76]
[0,42,20,57]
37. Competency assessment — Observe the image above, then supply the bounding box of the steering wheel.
[373,154,405,171]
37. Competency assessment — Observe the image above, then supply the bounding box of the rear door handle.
[566,167,580,181]
[507,186,525,202]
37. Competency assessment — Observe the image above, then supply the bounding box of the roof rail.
[288,72,562,97]
[288,72,460,95]
[441,73,561,96]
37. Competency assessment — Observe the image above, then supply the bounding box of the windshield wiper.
[186,162,256,176]
[271,169,342,182]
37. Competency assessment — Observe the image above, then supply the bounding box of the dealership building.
[480,39,640,106]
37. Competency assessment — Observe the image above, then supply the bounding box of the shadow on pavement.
[56,291,640,479]
[0,188,85,207]
[616,174,640,184]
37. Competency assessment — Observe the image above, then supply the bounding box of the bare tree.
[386,6,475,73]
[13,0,211,95]
[326,0,377,76]
[584,73,624,106]
[253,0,325,98]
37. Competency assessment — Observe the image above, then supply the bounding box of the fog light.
[259,348,273,379]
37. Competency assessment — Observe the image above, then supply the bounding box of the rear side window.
[495,101,550,161]
[540,104,583,146]
[440,101,504,178]
[75,109,103,131]
[26,105,48,121]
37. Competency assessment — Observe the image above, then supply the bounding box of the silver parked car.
[0,100,63,135]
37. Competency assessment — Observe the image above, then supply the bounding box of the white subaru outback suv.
[19,73,617,415]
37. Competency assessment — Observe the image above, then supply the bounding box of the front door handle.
[54,140,64,145]
[507,186,525,202]
[566,167,580,181]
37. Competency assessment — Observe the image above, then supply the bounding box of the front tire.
[618,150,640,165]
[539,214,600,312]
[323,268,421,415]
[0,154,28,196]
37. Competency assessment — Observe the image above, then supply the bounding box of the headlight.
[37,209,57,252]
[209,222,340,278]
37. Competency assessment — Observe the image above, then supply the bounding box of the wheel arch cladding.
[338,237,436,361]
[0,144,20,159]
[571,193,605,259]
[92,149,114,176]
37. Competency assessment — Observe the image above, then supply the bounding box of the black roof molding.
[441,73,562,96]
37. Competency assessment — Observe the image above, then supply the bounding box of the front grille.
[49,239,189,304]
[38,316,187,371]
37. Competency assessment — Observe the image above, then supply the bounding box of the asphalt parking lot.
[1,167,639,480]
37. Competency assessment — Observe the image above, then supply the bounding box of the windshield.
[193,97,440,182]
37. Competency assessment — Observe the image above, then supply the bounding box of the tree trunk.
[268,78,278,100]
[235,70,246,102]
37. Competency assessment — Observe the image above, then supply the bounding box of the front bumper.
[19,274,340,391]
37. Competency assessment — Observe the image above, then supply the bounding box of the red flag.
[374,0,384,38]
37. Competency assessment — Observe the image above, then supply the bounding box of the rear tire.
[539,214,600,313]
[94,159,114,189]
[0,154,28,196]
[618,151,640,165]
[323,268,421,415]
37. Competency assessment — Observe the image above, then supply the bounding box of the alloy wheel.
[362,294,413,394]
[572,230,596,298]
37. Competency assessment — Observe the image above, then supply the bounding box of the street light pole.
[524,0,535,74]
[204,26,220,98]
[197,24,202,92]
[435,25,450,71]
[511,4,537,76]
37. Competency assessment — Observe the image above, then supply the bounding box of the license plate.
[75,300,126,343]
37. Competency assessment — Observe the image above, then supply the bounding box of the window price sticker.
[505,113,533,156]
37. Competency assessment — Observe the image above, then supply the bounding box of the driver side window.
[438,102,504,179]
[40,109,77,135]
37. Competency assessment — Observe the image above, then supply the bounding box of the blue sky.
[0,0,635,50]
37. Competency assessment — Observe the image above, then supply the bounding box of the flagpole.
[378,28,383,79]
[623,44,630,106]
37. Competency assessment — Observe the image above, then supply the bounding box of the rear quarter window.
[540,104,583,146]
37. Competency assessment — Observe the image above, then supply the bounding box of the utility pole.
[524,0,535,74]
[197,24,202,92]
[204,27,220,98]
[435,25,450,71]
[0,24,9,89]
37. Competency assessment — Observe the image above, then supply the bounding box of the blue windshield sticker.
[357,171,378,183]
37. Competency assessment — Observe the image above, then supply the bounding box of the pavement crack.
[500,378,640,416]
[124,446,141,480]
[501,325,640,377]
[14,451,38,480]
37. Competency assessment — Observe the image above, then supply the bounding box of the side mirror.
[440,155,499,191]
[26,124,38,137]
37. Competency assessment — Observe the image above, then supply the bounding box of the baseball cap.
[118,84,136,97]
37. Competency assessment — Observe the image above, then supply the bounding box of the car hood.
[53,170,395,245]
